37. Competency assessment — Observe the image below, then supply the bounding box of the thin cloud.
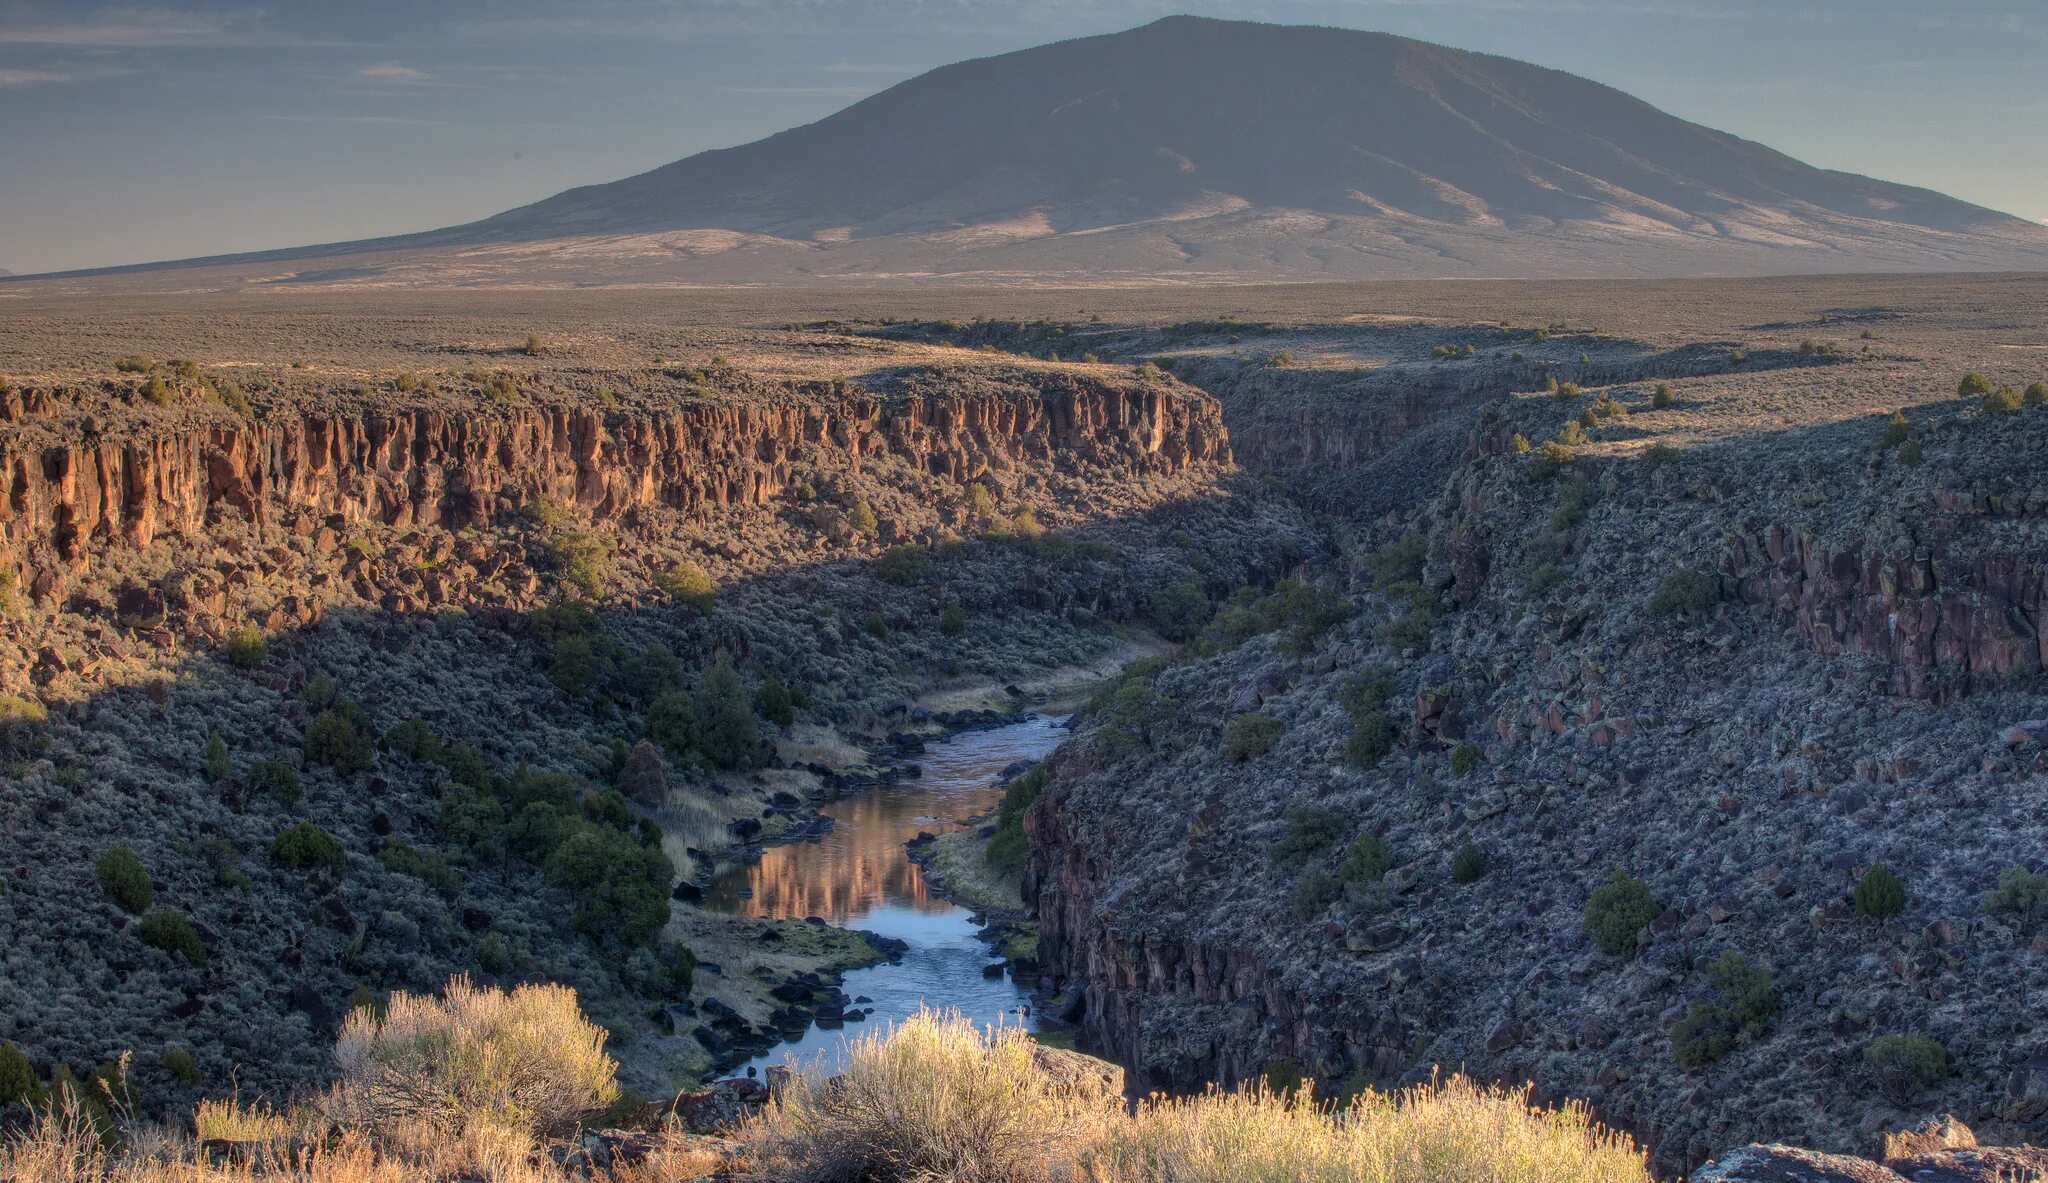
[0,5,344,48]
[357,62,429,82]
[0,66,70,85]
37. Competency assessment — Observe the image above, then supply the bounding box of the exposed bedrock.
[0,376,1228,587]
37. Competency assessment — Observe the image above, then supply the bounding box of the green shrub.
[1983,864,2048,918]
[0,1042,44,1108]
[1985,385,2024,414]
[1899,438,1923,467]
[847,500,879,537]
[695,658,760,771]
[114,355,154,374]
[142,374,172,405]
[1375,602,1438,651]
[549,634,599,697]
[2026,382,2047,407]
[138,908,207,966]
[95,846,154,914]
[1556,421,1589,447]
[1958,372,1992,398]
[378,840,462,896]
[1880,410,1911,448]
[1449,743,1482,776]
[1369,535,1427,592]
[271,821,347,874]
[1221,713,1284,763]
[1583,871,1657,957]
[646,690,699,758]
[1707,951,1781,1032]
[247,758,302,805]
[1865,1034,1948,1101]
[1451,842,1485,884]
[1338,834,1390,884]
[1550,479,1598,531]
[1344,711,1395,767]
[388,718,444,763]
[1286,868,1341,919]
[548,531,614,598]
[523,334,545,357]
[1854,862,1905,918]
[543,827,672,945]
[1669,1003,1735,1068]
[1149,580,1212,642]
[985,764,1048,875]
[654,562,716,613]
[755,676,796,727]
[162,1047,201,1085]
[1338,667,1395,716]
[1508,432,1531,454]
[204,732,231,782]
[1269,804,1345,869]
[939,599,968,636]
[305,707,375,774]
[876,545,929,586]
[1652,383,1674,409]
[223,624,266,668]
[864,611,888,639]
[1648,569,1719,618]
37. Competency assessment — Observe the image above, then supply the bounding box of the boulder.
[1693,1144,1905,1182]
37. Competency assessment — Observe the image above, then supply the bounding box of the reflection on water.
[704,714,1067,1076]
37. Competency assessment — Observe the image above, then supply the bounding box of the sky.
[1,0,2044,276]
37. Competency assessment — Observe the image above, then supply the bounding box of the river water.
[703,714,1068,1076]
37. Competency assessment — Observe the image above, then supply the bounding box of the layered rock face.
[1724,523,2046,702]
[0,374,1227,590]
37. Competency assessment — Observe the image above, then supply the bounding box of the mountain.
[15,16,2048,288]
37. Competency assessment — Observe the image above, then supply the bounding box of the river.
[703,714,1068,1076]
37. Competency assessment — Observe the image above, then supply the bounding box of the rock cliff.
[1,372,1226,596]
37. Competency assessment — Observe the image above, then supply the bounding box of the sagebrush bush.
[1451,842,1485,884]
[1087,1075,1650,1183]
[742,1009,1117,1183]
[1449,742,1482,776]
[1583,870,1657,957]
[1957,372,1992,398]
[95,845,154,914]
[330,976,618,1140]
[1652,383,1674,409]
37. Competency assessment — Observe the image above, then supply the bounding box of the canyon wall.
[0,376,1228,591]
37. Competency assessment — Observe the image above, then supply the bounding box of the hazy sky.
[2,0,2044,275]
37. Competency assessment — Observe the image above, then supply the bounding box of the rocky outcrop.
[0,375,1228,588]
[1724,524,2045,702]
[1029,767,1413,1096]
[1696,1117,2048,1183]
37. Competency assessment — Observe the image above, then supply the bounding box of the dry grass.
[738,1008,1119,1183]
[1086,1078,1651,1183]
[328,977,618,1141]
[738,1009,1653,1183]
[4,984,1650,1183]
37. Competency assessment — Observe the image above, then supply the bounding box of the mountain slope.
[13,16,2048,288]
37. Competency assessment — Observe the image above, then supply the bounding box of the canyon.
[0,276,2044,1181]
